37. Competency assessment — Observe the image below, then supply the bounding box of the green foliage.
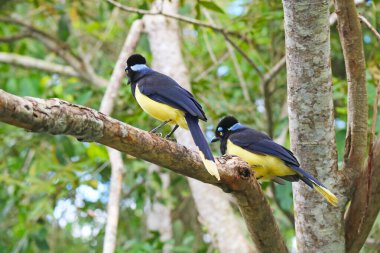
[0,0,379,252]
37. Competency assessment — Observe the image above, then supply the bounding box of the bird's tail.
[185,114,220,180]
[290,165,338,206]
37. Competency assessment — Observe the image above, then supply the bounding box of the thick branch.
[334,0,368,184]
[345,136,380,253]
[0,89,287,252]
[0,52,80,77]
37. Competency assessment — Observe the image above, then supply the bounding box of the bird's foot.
[165,136,176,142]
[150,131,162,137]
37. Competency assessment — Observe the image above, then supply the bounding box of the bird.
[211,116,338,206]
[125,54,220,180]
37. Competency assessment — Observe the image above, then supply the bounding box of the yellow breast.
[135,85,188,129]
[226,140,294,179]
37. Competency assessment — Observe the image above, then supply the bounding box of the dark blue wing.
[229,128,300,167]
[138,71,207,121]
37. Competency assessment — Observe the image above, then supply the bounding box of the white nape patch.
[131,64,148,71]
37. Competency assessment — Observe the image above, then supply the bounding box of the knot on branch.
[217,155,252,193]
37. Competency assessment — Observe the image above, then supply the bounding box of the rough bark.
[283,0,343,252]
[101,19,143,253]
[334,0,368,188]
[0,88,286,253]
[345,136,380,253]
[144,1,256,252]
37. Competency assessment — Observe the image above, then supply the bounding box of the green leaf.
[199,1,224,14]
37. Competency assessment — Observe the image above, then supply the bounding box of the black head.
[126,54,146,68]
[211,116,239,143]
[125,54,148,84]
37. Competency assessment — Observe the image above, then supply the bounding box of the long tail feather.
[290,165,338,206]
[185,114,220,180]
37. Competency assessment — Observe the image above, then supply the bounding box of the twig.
[359,15,380,43]
[222,33,263,79]
[107,0,263,78]
[226,42,251,102]
[106,0,248,42]
[194,52,229,82]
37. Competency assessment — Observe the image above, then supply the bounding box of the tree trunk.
[282,0,344,252]
[101,19,144,253]
[144,1,255,252]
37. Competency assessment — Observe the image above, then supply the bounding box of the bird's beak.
[125,67,131,84]
[211,136,221,143]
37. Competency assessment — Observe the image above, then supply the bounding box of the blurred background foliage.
[0,0,379,252]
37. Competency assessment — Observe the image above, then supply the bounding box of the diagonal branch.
[106,0,263,78]
[105,0,249,43]
[359,14,380,43]
[0,89,288,253]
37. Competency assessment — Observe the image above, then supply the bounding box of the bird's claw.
[151,132,162,137]
[165,136,176,142]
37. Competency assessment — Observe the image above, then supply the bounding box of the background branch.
[0,52,80,77]
[0,16,108,87]
[359,14,380,43]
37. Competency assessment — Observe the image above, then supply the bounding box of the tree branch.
[334,0,368,188]
[0,31,30,42]
[106,0,263,78]
[105,0,248,43]
[0,16,108,87]
[345,135,380,253]
[359,14,380,43]
[0,89,287,253]
[0,52,80,77]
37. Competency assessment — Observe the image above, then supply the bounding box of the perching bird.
[211,116,338,206]
[125,54,220,180]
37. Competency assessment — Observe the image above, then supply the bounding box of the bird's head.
[211,116,239,143]
[125,54,148,83]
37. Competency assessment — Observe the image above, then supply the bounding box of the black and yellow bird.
[125,54,220,180]
[212,116,338,206]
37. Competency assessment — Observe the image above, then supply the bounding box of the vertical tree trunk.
[144,1,255,252]
[282,0,344,252]
[101,20,144,253]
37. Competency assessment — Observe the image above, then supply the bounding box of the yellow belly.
[135,85,188,129]
[226,140,294,179]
